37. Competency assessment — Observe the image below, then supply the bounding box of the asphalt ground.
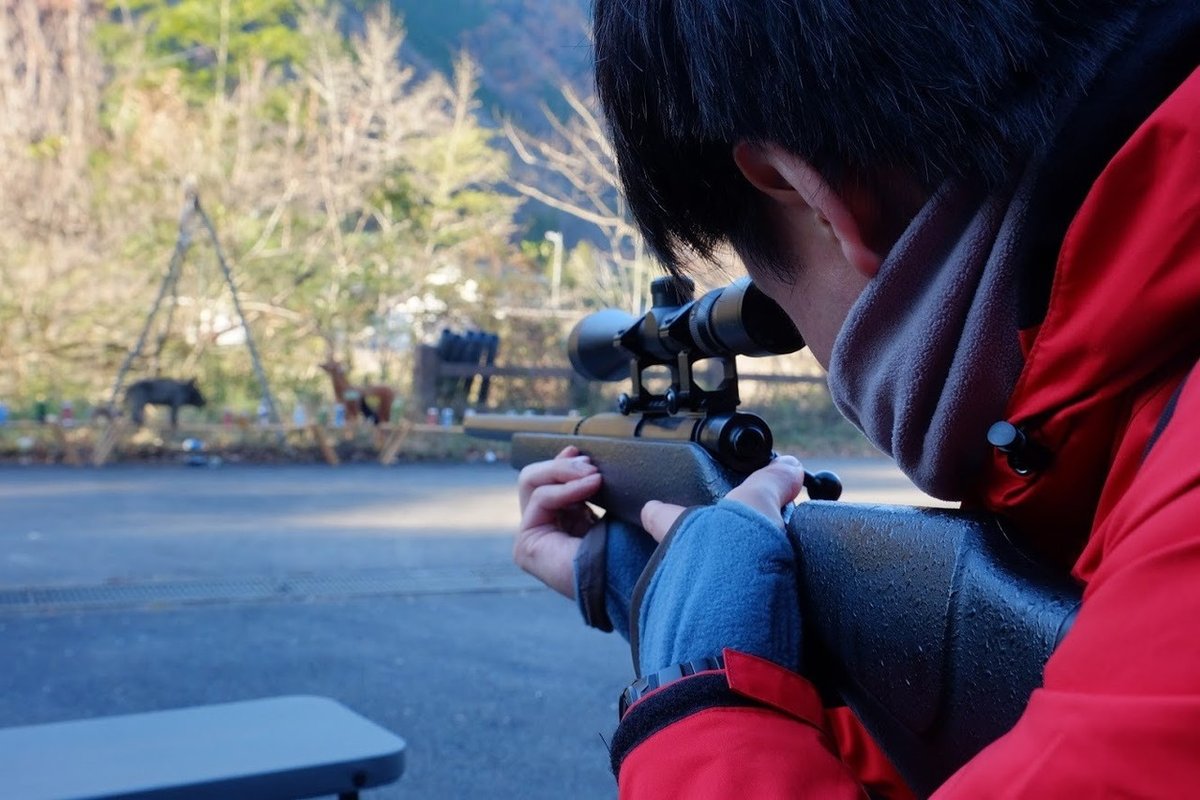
[0,460,935,799]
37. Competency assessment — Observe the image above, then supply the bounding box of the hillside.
[387,0,593,127]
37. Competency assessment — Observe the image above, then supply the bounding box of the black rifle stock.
[466,277,1081,796]
[794,503,1079,795]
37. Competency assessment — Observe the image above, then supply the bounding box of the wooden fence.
[410,343,826,417]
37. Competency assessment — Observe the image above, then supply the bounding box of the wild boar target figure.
[124,378,207,428]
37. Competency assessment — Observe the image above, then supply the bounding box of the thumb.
[640,500,687,543]
[725,456,806,529]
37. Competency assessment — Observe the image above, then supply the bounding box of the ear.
[732,142,883,278]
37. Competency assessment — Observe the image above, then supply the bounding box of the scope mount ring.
[617,350,742,417]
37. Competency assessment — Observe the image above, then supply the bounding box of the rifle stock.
[467,413,1082,794]
[792,503,1080,795]
[467,414,744,527]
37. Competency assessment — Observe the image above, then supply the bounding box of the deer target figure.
[319,361,395,425]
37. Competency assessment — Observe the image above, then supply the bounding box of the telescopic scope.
[568,277,805,382]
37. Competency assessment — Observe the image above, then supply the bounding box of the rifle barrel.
[463,414,583,441]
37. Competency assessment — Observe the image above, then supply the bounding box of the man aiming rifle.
[512,1,1200,796]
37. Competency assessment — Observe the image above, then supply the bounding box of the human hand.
[632,455,808,676]
[515,446,603,598]
[639,455,807,542]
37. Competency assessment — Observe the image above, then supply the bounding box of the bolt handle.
[804,470,843,501]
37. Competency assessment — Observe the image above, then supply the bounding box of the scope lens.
[568,308,637,381]
[690,278,804,357]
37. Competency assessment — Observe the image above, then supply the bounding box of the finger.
[556,503,601,538]
[513,528,582,598]
[725,458,806,528]
[641,500,687,543]
[521,472,603,530]
[517,453,597,508]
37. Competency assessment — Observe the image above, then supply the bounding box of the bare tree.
[503,85,653,313]
[0,0,109,399]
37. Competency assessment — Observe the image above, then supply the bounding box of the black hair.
[594,0,1143,272]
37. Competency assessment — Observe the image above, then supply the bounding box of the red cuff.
[723,648,827,730]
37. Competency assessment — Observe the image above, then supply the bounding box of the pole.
[632,236,646,315]
[193,195,283,429]
[544,231,564,309]
[107,194,195,410]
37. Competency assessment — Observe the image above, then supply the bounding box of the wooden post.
[377,421,413,466]
[412,345,440,419]
[92,420,130,467]
[308,423,339,466]
[50,423,83,466]
[568,373,592,413]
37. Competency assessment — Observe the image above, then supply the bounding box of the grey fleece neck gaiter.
[827,176,1033,501]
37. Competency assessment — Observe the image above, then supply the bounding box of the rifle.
[466,277,1081,796]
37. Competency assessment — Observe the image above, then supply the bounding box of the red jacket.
[614,37,1200,800]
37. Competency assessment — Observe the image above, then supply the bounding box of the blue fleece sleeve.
[573,519,658,642]
[633,499,802,676]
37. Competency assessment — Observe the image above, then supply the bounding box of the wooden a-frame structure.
[95,184,282,465]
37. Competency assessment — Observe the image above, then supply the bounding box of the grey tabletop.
[0,695,406,800]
